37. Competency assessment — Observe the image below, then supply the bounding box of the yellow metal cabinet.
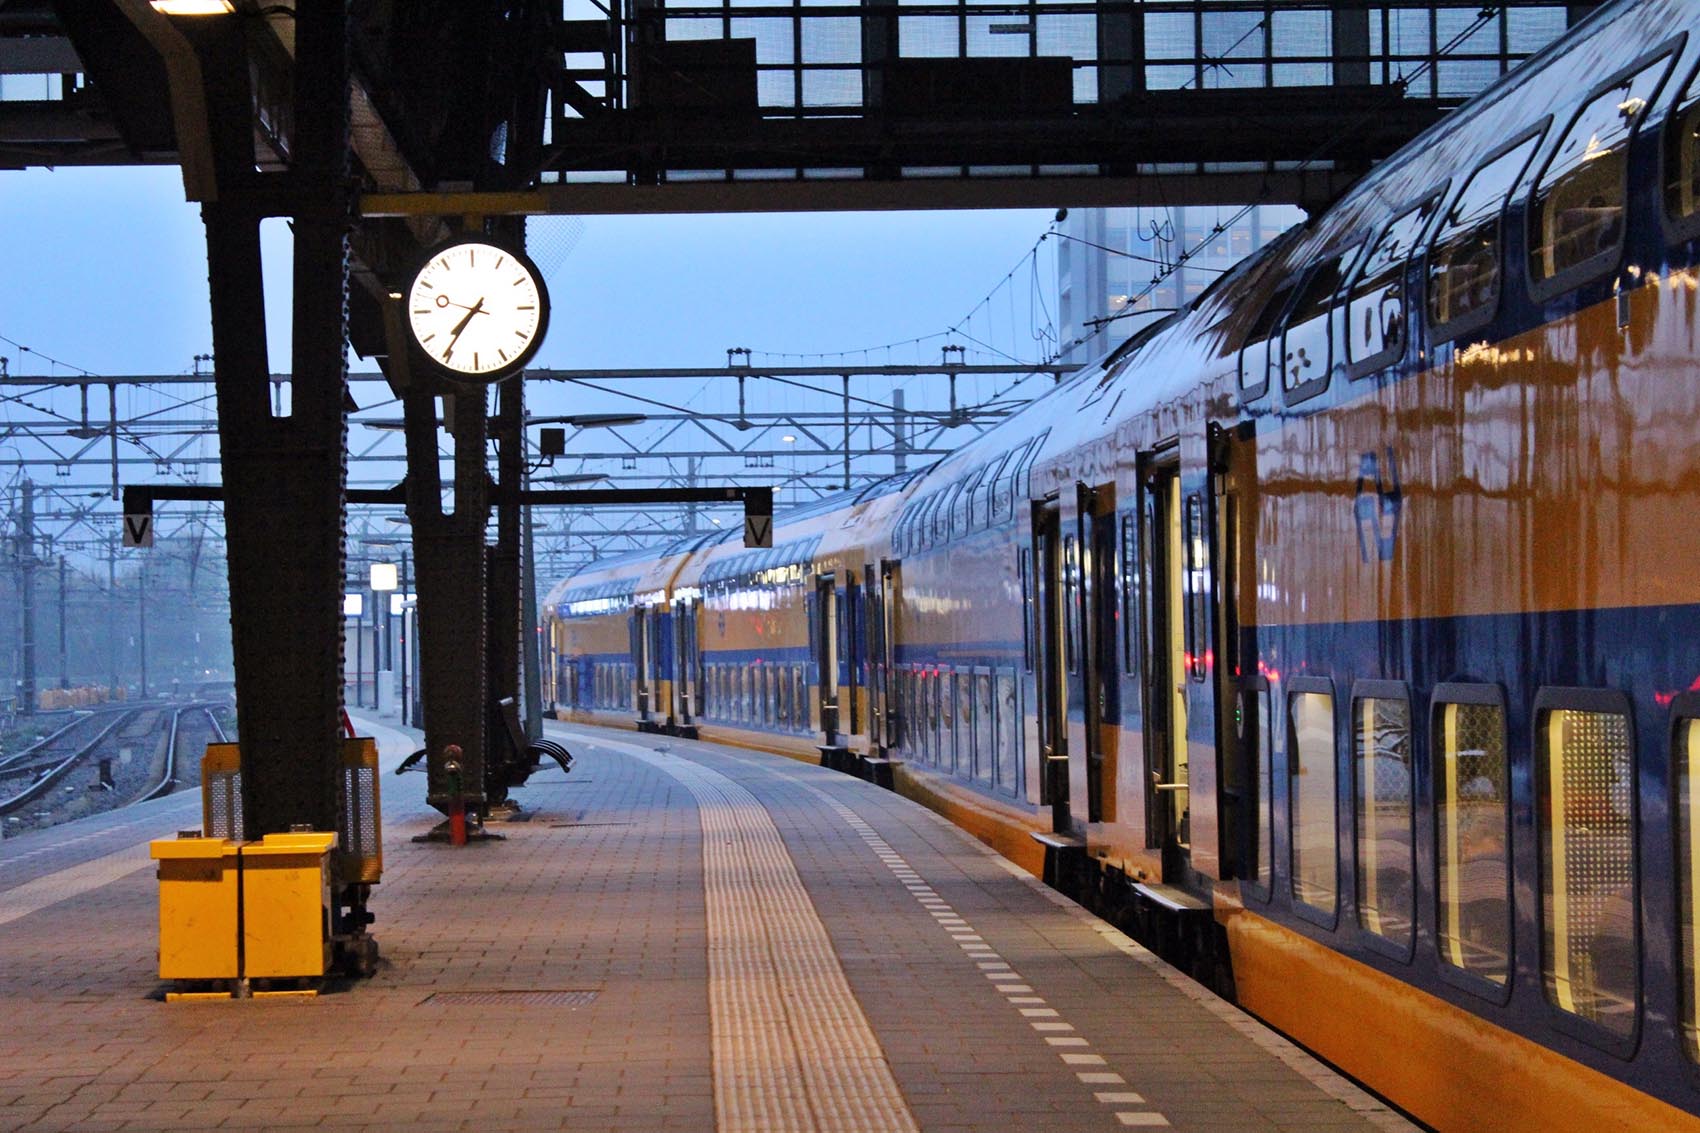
[241,832,338,979]
[150,837,241,980]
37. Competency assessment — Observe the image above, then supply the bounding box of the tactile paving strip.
[621,744,920,1133]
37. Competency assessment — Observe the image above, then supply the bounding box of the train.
[543,1,1700,1126]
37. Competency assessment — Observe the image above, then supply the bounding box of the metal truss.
[0,360,1069,587]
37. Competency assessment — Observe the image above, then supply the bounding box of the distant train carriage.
[547,2,1700,1128]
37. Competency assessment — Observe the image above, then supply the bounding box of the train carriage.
[546,2,1700,1126]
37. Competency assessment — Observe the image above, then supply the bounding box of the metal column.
[195,1,352,837]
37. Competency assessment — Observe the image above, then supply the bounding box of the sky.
[0,165,1060,382]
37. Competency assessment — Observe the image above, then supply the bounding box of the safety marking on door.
[811,792,1172,1130]
[606,738,919,1133]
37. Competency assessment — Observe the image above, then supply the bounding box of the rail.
[0,711,134,818]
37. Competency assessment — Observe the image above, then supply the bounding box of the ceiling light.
[150,1,235,14]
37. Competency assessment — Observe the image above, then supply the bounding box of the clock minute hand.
[442,296,487,359]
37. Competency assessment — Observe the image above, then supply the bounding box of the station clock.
[403,236,550,382]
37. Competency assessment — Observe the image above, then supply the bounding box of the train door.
[866,562,900,755]
[1033,499,1071,832]
[674,594,699,726]
[1143,453,1190,875]
[631,608,651,721]
[814,573,841,744]
[1075,483,1119,824]
[844,572,862,746]
[1208,421,1256,881]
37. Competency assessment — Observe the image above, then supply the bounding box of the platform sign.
[743,486,774,549]
[744,513,772,548]
[122,513,154,548]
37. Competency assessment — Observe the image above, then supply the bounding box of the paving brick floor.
[0,716,1412,1132]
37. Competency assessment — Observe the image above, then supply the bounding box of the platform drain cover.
[422,990,599,1008]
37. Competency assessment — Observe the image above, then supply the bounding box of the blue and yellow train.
[546,1,1700,1125]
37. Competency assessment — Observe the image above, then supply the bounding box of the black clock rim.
[403,235,552,384]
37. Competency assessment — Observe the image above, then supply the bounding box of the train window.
[1530,53,1674,291]
[1019,550,1034,673]
[1434,687,1512,990]
[1183,494,1207,682]
[1536,691,1637,1041]
[1678,714,1700,1062]
[1236,275,1298,399]
[953,469,983,538]
[1427,129,1545,340]
[1664,62,1700,227]
[1354,688,1415,953]
[1346,194,1444,377]
[1281,253,1350,400]
[1288,684,1338,920]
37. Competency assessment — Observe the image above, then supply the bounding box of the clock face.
[405,239,549,380]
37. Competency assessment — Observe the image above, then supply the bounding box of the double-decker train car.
[546,2,1700,1126]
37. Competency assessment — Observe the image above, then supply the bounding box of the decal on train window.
[1427,128,1545,340]
[1530,51,1676,292]
[1346,192,1444,377]
[1536,692,1638,1043]
[1434,688,1512,993]
[1237,276,1297,399]
[1282,253,1351,402]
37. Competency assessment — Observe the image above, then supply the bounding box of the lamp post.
[370,561,397,714]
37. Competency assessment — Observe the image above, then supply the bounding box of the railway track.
[0,703,232,836]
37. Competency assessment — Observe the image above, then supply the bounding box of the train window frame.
[1425,122,1550,345]
[1527,42,1682,304]
[1532,686,1641,1057]
[1280,250,1355,407]
[1661,49,1700,243]
[1344,191,1446,381]
[1351,680,1417,963]
[1431,681,1515,1005]
[1287,676,1340,929]
[1669,692,1700,1069]
[1240,673,1275,905]
[1235,275,1299,404]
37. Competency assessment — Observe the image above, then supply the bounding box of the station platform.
[0,717,1413,1133]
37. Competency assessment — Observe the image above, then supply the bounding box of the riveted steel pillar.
[405,385,491,817]
[197,1,351,837]
[485,375,525,800]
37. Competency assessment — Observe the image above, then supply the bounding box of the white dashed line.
[810,791,1175,1131]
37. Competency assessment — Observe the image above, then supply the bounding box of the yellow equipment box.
[241,832,338,979]
[150,837,241,981]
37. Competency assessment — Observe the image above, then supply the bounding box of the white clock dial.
[405,239,549,379]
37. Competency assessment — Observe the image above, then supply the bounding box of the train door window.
[1433,685,1512,991]
[1427,128,1546,340]
[1063,534,1080,674]
[1535,689,1637,1043]
[1280,253,1350,402]
[1019,550,1034,672]
[1354,686,1415,954]
[1236,275,1298,401]
[1676,710,1700,1062]
[1529,52,1675,295]
[1255,682,1273,895]
[1183,494,1207,682]
[1288,682,1338,922]
[1664,62,1700,233]
[1346,193,1444,377]
[1120,512,1138,672]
